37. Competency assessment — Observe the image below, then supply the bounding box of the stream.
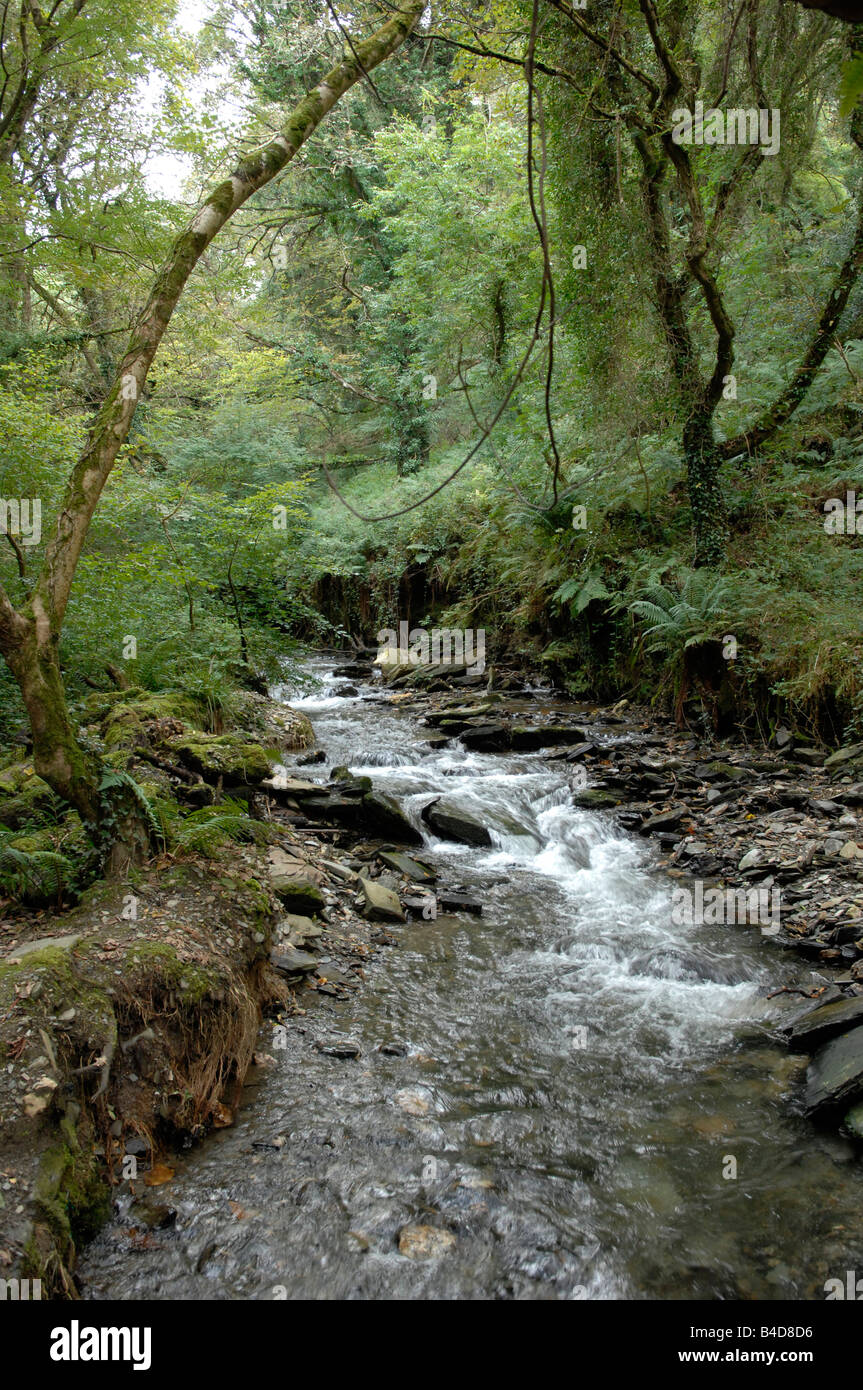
[78,657,863,1301]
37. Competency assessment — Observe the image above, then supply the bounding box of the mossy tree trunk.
[0,1,425,869]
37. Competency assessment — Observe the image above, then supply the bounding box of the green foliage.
[173,799,272,857]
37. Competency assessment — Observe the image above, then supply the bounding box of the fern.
[0,840,72,904]
[173,799,270,856]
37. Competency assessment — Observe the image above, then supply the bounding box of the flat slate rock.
[804,1027,863,1115]
[270,946,319,976]
[422,799,492,847]
[785,995,863,1053]
[437,890,483,915]
[5,933,81,962]
[378,850,437,882]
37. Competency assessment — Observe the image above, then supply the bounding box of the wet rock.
[333,685,359,697]
[359,878,405,922]
[130,1199,176,1230]
[379,1041,408,1056]
[437,890,483,915]
[422,799,492,847]
[331,663,372,678]
[785,996,863,1053]
[316,1039,361,1058]
[563,742,596,762]
[378,851,436,882]
[395,1087,432,1115]
[296,749,326,765]
[270,946,319,976]
[459,723,511,751]
[571,789,624,810]
[844,1101,863,1138]
[360,792,423,845]
[804,1029,863,1115]
[397,1225,456,1259]
[630,946,749,985]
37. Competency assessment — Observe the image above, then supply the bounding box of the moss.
[0,765,62,830]
[101,690,207,747]
[166,734,276,785]
[124,941,222,1005]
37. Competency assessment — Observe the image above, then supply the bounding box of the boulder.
[785,996,863,1053]
[0,764,60,830]
[359,878,405,922]
[168,735,275,786]
[269,946,319,976]
[422,799,492,847]
[824,742,863,770]
[459,723,511,751]
[804,1028,863,1115]
[360,792,423,845]
[378,851,437,882]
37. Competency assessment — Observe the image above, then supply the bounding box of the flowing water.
[79,658,863,1301]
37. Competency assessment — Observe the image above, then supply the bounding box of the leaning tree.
[0,0,425,869]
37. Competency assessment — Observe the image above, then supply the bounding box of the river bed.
[77,658,863,1301]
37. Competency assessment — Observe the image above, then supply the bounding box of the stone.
[824,742,863,769]
[5,933,81,963]
[785,996,863,1053]
[316,1039,361,1058]
[422,799,492,847]
[270,875,325,915]
[640,806,687,833]
[359,877,405,922]
[360,792,423,845]
[436,890,483,915]
[378,851,437,882]
[459,723,512,751]
[738,848,762,870]
[571,789,625,810]
[270,946,319,976]
[804,1028,863,1115]
[168,735,275,785]
[397,1225,456,1259]
[844,1102,863,1139]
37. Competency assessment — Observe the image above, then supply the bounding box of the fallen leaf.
[143,1163,175,1187]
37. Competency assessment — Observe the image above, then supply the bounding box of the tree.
[0,0,425,870]
[436,1,863,565]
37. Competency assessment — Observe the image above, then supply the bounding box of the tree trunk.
[683,412,728,568]
[0,1,426,867]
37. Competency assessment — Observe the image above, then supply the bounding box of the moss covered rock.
[166,734,277,786]
[0,765,62,830]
